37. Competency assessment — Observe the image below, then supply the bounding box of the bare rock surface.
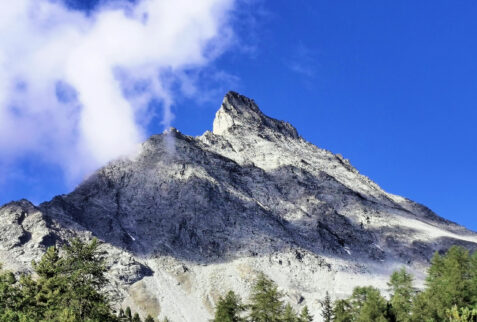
[1,91,476,321]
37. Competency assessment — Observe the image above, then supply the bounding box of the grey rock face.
[1,91,476,321]
[0,200,53,271]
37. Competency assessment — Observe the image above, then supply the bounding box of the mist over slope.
[1,91,476,321]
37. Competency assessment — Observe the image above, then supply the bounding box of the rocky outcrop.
[1,91,476,321]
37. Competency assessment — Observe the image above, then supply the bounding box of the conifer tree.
[388,267,414,322]
[34,239,116,321]
[32,245,68,319]
[446,305,477,322]
[354,287,387,322]
[299,305,313,322]
[133,312,142,322]
[320,291,333,322]
[126,307,132,321]
[58,307,77,322]
[339,286,388,322]
[0,239,121,321]
[282,303,298,322]
[0,268,21,315]
[471,251,477,305]
[213,290,245,322]
[144,314,155,322]
[333,299,352,322]
[248,273,284,322]
[17,274,40,320]
[0,309,31,322]
[411,246,474,321]
[408,291,432,322]
[118,308,126,320]
[63,238,115,321]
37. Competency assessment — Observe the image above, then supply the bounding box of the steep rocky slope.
[1,91,476,321]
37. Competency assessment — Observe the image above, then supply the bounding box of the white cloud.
[0,0,235,182]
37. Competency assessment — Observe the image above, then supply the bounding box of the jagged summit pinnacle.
[212,91,299,139]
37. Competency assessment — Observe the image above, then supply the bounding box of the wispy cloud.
[0,0,236,183]
[288,43,318,78]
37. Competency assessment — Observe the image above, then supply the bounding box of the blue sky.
[1,0,476,231]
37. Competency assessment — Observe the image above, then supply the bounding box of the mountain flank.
[1,91,476,321]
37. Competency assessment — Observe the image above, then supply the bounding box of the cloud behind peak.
[0,0,236,182]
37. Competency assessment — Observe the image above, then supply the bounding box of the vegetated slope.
[1,91,476,321]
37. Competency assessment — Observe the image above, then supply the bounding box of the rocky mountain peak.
[2,91,477,321]
[212,91,299,139]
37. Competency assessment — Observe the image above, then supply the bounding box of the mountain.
[1,91,476,321]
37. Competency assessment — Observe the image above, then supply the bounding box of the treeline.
[0,239,475,322]
[0,238,157,322]
[214,246,477,322]
[330,245,477,322]
[213,273,313,322]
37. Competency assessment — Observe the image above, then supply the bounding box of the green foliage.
[388,268,414,322]
[2,241,475,322]
[132,312,141,322]
[333,299,352,322]
[63,238,112,320]
[213,290,246,322]
[282,303,298,322]
[44,238,115,321]
[446,305,477,322]
[320,291,333,322]
[125,307,132,321]
[410,246,476,321]
[248,273,284,322]
[298,306,313,322]
[0,238,118,321]
[144,314,155,322]
[471,251,477,304]
[350,286,388,322]
[212,273,310,321]
[408,291,434,322]
[32,245,67,320]
[333,286,395,322]
[0,269,21,314]
[332,246,477,322]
